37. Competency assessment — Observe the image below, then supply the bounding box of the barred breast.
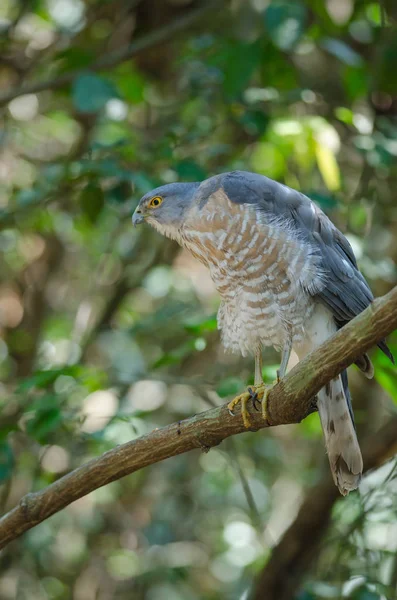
[179,189,324,356]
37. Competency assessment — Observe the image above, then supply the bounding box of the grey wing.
[222,170,394,364]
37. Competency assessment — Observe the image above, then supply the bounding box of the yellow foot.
[227,383,272,428]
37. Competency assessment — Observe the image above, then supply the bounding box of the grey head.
[132,182,200,236]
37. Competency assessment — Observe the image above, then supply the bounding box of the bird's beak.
[132,208,145,226]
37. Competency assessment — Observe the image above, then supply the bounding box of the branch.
[251,416,397,600]
[0,1,223,107]
[0,285,397,549]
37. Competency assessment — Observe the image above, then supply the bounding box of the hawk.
[132,170,393,495]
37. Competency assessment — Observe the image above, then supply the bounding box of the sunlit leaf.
[18,367,80,392]
[315,142,341,191]
[113,64,145,104]
[251,142,286,179]
[184,315,218,335]
[374,366,397,404]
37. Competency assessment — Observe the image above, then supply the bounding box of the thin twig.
[0,1,223,107]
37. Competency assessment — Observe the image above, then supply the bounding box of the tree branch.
[0,1,223,107]
[0,285,396,549]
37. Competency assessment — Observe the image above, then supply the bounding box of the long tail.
[317,372,363,495]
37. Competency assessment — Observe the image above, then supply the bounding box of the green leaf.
[216,377,246,398]
[113,64,145,104]
[315,141,341,191]
[72,72,119,113]
[374,366,397,404]
[18,367,80,392]
[239,110,269,137]
[26,408,63,444]
[151,341,196,370]
[79,183,105,223]
[0,441,14,483]
[308,191,338,209]
[212,41,262,98]
[251,142,286,180]
[174,160,207,181]
[351,585,381,600]
[56,48,95,72]
[264,1,307,51]
[334,106,354,125]
[297,592,316,600]
[343,66,368,101]
[184,315,218,335]
[106,182,131,204]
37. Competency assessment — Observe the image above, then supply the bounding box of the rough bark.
[0,285,396,550]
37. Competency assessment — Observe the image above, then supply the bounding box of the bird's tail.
[317,373,363,495]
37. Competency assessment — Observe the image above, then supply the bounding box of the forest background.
[0,0,397,599]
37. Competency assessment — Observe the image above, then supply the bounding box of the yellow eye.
[148,196,163,208]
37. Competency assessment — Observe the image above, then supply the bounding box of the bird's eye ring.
[148,196,163,208]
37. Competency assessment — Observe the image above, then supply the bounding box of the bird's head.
[132,181,200,238]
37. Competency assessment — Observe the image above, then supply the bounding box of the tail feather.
[317,374,363,495]
[378,338,394,364]
[354,353,374,379]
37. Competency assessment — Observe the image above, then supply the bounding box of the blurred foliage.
[0,0,397,599]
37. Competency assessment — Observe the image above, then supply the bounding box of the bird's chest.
[216,279,309,356]
[181,225,314,356]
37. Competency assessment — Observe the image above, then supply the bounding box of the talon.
[249,388,261,412]
[227,391,252,428]
[227,381,274,428]
[252,399,261,412]
[251,383,272,423]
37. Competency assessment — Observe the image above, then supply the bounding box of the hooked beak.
[132,207,145,226]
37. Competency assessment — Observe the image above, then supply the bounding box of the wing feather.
[221,170,394,363]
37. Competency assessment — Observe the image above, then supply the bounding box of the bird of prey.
[132,170,393,495]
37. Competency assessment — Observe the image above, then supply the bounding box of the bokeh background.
[1,0,397,599]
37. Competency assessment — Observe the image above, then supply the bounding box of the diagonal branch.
[0,1,223,107]
[0,285,396,549]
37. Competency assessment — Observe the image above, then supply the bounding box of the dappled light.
[0,1,397,599]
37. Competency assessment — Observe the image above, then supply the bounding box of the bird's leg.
[277,340,292,382]
[228,347,270,427]
[254,346,263,386]
[250,346,270,421]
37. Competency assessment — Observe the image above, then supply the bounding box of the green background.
[0,0,397,598]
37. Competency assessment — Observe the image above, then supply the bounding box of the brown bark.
[0,285,396,550]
